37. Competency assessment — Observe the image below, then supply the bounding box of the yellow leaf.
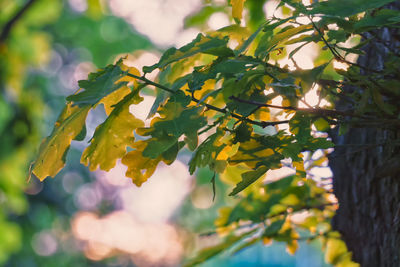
[262,237,272,245]
[81,91,144,172]
[231,0,246,20]
[255,109,271,121]
[31,103,90,181]
[193,79,216,101]
[336,260,360,267]
[286,240,298,255]
[121,141,162,186]
[325,237,351,264]
[216,143,239,160]
[102,65,140,116]
[282,99,291,107]
[211,25,251,45]
[101,86,131,115]
[269,204,287,215]
[280,194,300,206]
[215,207,232,227]
[215,207,237,236]
[293,160,305,172]
[229,139,274,168]
[220,164,246,186]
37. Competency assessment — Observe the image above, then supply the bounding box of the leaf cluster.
[30,0,400,266]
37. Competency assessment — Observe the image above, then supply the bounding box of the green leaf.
[138,91,207,158]
[161,141,184,165]
[223,70,267,107]
[233,122,252,144]
[189,130,224,174]
[213,58,258,74]
[306,138,334,150]
[281,143,302,161]
[147,89,169,119]
[289,112,312,143]
[197,88,222,105]
[314,117,330,132]
[263,218,286,237]
[143,34,234,73]
[30,104,90,181]
[188,65,219,92]
[256,24,312,58]
[327,30,348,43]
[67,59,130,106]
[189,57,262,92]
[141,106,207,157]
[235,22,266,55]
[265,175,295,192]
[142,136,178,159]
[229,166,268,196]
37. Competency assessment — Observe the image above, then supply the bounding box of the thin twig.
[308,16,341,60]
[307,15,383,74]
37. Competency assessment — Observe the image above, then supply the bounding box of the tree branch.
[0,0,37,43]
[126,72,290,128]
[229,95,366,118]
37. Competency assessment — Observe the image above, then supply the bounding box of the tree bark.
[329,4,400,266]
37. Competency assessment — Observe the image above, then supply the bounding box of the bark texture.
[329,4,400,266]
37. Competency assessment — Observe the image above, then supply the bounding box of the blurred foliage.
[0,0,151,265]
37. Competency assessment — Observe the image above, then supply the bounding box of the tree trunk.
[329,4,400,266]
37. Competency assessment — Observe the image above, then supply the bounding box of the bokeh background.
[0,0,332,266]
